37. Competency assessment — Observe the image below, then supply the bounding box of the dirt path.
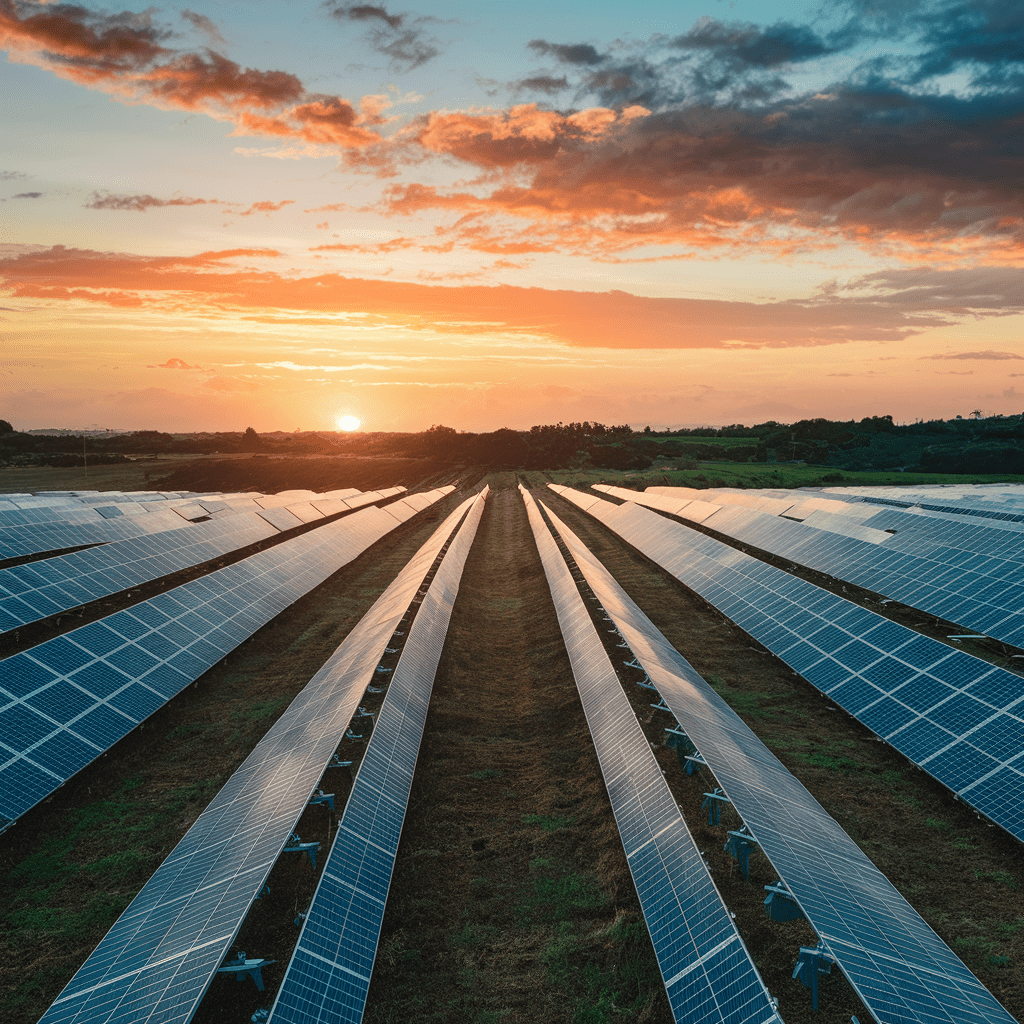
[365,476,672,1024]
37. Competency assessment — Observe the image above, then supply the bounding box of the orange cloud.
[5,244,1015,351]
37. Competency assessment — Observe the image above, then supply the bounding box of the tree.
[241,426,263,451]
[0,419,13,434]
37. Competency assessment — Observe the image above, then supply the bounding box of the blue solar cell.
[861,656,918,691]
[834,639,882,671]
[107,681,168,721]
[828,677,885,715]
[73,621,127,657]
[0,654,58,699]
[890,675,955,713]
[888,717,954,761]
[31,729,98,777]
[72,702,135,747]
[25,680,95,724]
[136,631,178,660]
[0,758,58,820]
[104,610,152,641]
[968,716,1024,763]
[889,634,950,671]
[140,663,191,698]
[929,693,1000,733]
[965,671,1021,709]
[131,602,171,628]
[803,657,853,691]
[927,743,1002,791]
[105,644,160,678]
[0,703,57,748]
[27,635,92,676]
[68,661,130,700]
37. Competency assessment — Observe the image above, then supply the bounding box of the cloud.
[527,40,607,66]
[180,9,225,46]
[148,357,203,370]
[327,3,442,71]
[3,243,1015,351]
[0,3,378,149]
[670,17,838,68]
[0,170,27,180]
[238,199,294,216]
[11,191,42,198]
[513,75,569,95]
[922,350,1024,360]
[85,192,218,211]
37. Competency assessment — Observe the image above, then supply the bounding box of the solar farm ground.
[1,473,1022,1024]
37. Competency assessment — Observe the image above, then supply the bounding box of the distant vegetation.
[1,413,1022,479]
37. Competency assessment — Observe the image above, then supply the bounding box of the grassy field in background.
[548,462,1024,491]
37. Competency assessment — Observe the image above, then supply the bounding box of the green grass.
[470,769,503,780]
[235,696,288,723]
[546,463,1024,492]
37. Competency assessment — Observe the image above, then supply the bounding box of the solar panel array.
[0,488,405,562]
[0,514,277,632]
[0,490,408,633]
[36,487,472,1024]
[0,490,452,828]
[542,495,1016,1024]
[267,488,489,1024]
[550,486,1024,843]
[826,485,1024,525]
[596,485,1024,648]
[524,487,781,1024]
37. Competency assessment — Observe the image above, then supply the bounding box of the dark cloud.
[180,9,225,46]
[527,40,607,66]
[85,192,217,211]
[923,350,1024,360]
[327,3,441,70]
[0,170,27,181]
[671,17,837,67]
[12,191,42,198]
[514,74,569,95]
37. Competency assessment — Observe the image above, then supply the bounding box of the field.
[1,471,1022,1024]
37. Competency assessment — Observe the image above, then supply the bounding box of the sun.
[337,414,360,431]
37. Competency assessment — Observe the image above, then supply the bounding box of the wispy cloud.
[923,350,1024,361]
[326,3,443,71]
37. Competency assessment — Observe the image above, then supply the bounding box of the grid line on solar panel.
[523,487,780,1024]
[551,486,1024,846]
[34,486,459,1024]
[266,489,486,1024]
[0,495,450,828]
[542,494,1018,1024]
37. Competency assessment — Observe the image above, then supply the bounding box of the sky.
[1,0,1022,433]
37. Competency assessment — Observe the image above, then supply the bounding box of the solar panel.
[0,496,451,828]
[0,513,281,633]
[550,486,1024,844]
[542,494,1017,1024]
[267,488,487,1024]
[35,486,471,1024]
[523,488,781,1024]
[597,485,1024,649]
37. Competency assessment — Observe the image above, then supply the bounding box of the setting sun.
[337,415,360,431]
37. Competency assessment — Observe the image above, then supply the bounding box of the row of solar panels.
[268,487,488,1024]
[0,487,401,560]
[0,488,454,828]
[0,488,406,633]
[39,487,483,1024]
[535,488,1016,1024]
[554,486,1024,845]
[599,486,1024,648]
[523,487,782,1024]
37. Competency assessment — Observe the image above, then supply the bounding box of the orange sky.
[3,1,1022,431]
